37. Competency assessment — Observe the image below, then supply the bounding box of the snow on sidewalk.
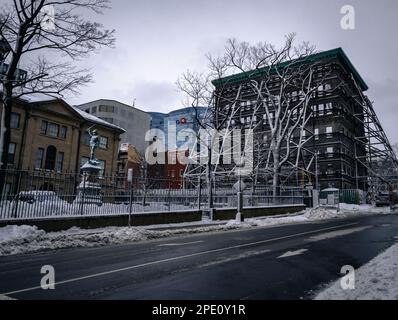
[0,205,393,257]
[315,242,398,300]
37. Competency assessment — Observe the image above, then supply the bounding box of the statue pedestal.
[75,160,103,206]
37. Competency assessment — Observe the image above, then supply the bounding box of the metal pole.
[198,175,201,210]
[80,172,87,216]
[315,151,319,191]
[168,180,171,211]
[128,181,133,227]
[127,168,133,227]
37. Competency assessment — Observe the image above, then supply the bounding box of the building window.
[99,105,114,113]
[325,102,333,115]
[8,143,16,164]
[327,147,334,154]
[60,126,67,139]
[318,104,324,115]
[326,126,333,138]
[99,136,108,149]
[315,128,319,140]
[92,107,97,114]
[35,148,44,169]
[85,109,90,113]
[45,146,57,170]
[41,120,48,134]
[47,123,59,138]
[98,160,106,177]
[11,113,20,129]
[40,121,66,139]
[56,152,64,172]
[83,132,90,145]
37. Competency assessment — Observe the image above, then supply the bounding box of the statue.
[87,126,99,162]
[76,126,102,207]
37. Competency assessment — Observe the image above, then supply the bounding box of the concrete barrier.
[0,210,202,232]
[213,204,305,221]
[0,204,305,232]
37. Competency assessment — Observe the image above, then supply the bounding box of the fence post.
[168,180,171,211]
[198,176,201,210]
[80,172,87,216]
[13,170,23,219]
[128,169,133,227]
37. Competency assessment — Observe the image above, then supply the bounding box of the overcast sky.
[6,0,398,143]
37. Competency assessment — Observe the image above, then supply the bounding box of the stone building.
[2,96,124,184]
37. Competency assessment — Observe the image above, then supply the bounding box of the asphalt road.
[0,213,397,300]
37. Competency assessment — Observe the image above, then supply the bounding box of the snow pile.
[0,225,46,244]
[315,243,398,300]
[227,214,307,228]
[339,203,392,214]
[304,206,341,220]
[0,223,246,256]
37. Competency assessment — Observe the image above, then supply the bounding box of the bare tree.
[0,0,115,185]
[178,34,334,198]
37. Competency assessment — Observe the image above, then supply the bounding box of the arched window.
[45,146,57,170]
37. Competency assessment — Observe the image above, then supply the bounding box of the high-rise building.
[188,48,397,191]
[148,107,207,150]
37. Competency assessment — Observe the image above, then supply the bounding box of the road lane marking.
[1,222,358,297]
[157,241,204,247]
[0,294,17,300]
[306,226,371,242]
[199,249,271,268]
[278,249,308,259]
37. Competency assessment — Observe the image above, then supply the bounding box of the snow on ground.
[0,204,394,256]
[314,242,398,300]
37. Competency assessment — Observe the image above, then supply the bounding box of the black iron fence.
[0,169,305,220]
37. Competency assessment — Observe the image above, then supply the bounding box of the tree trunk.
[0,84,13,197]
[272,149,280,200]
[207,147,213,209]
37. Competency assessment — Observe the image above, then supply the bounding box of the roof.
[212,48,368,91]
[19,94,125,132]
[72,106,125,132]
[167,106,207,117]
[77,99,149,115]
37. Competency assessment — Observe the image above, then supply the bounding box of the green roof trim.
[211,48,368,91]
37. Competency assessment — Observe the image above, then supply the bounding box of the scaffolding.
[350,75,398,197]
[183,68,398,202]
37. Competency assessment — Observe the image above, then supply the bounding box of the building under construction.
[184,48,398,195]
